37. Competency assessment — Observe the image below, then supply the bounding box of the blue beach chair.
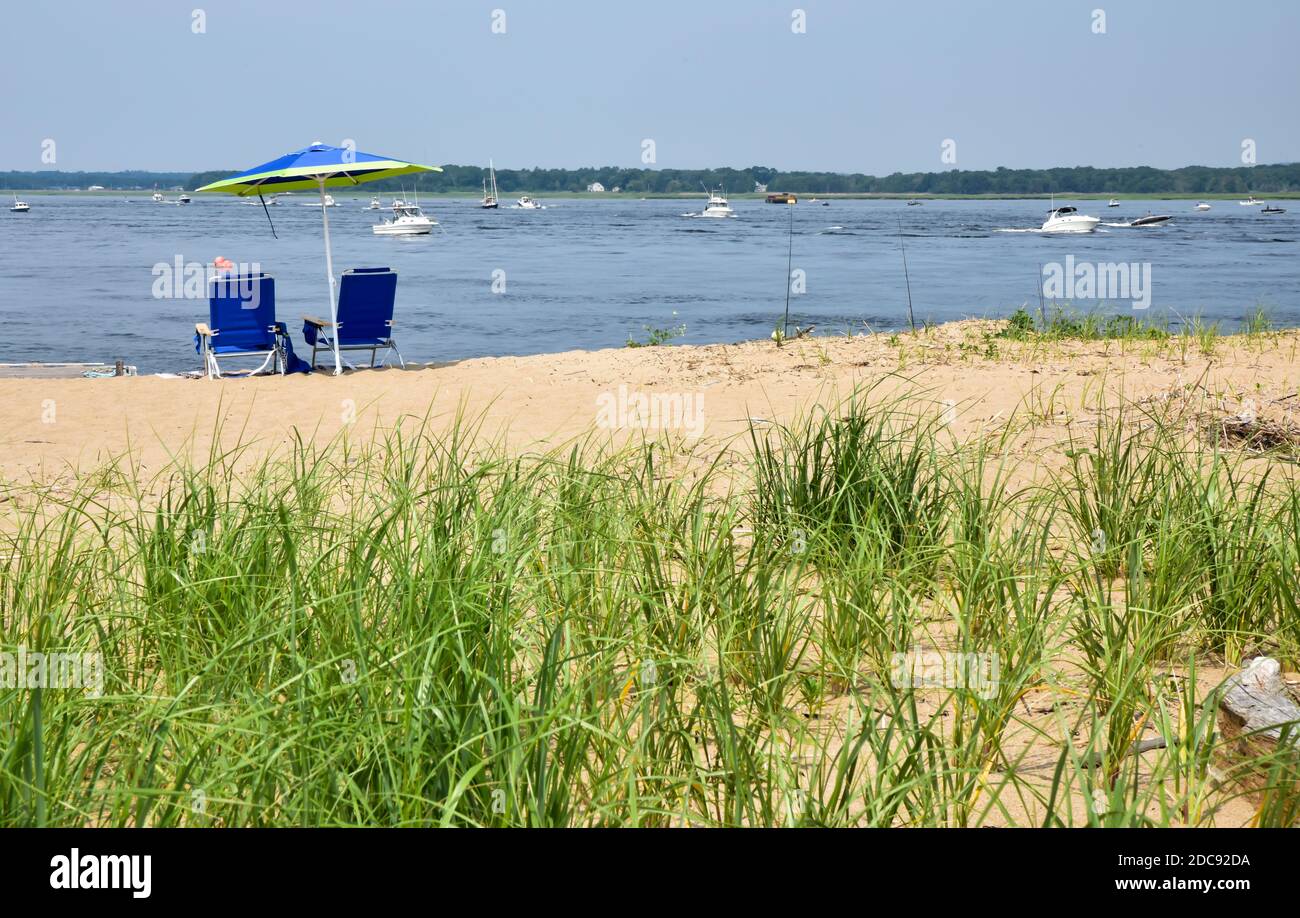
[195,273,289,379]
[302,267,404,370]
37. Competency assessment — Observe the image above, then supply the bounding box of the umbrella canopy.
[196,142,441,374]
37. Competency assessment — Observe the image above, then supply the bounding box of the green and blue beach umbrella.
[197,142,441,374]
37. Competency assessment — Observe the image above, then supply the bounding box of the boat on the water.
[1041,205,1100,234]
[1130,213,1172,226]
[481,160,500,209]
[10,193,30,213]
[700,186,734,218]
[152,190,164,203]
[177,193,192,205]
[1195,202,1212,211]
[372,200,436,235]
[366,197,381,210]
[1107,199,1120,207]
[515,195,542,210]
[907,199,923,206]
[1261,205,1287,215]
[302,194,338,207]
[1240,196,1262,206]
[766,192,797,204]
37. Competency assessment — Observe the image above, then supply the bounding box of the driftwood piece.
[1217,657,1300,816]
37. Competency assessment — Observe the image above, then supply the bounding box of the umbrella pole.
[318,178,342,375]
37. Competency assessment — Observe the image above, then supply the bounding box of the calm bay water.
[1,194,1296,373]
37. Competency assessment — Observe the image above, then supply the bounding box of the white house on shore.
[586,182,606,193]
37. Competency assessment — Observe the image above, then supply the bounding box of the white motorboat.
[1130,213,1172,226]
[1195,202,1212,211]
[302,193,338,207]
[1240,196,1262,206]
[10,194,30,213]
[366,196,381,210]
[700,186,735,218]
[1041,205,1100,234]
[177,193,192,205]
[152,190,165,202]
[1107,199,1120,207]
[515,195,542,210]
[481,159,500,209]
[372,200,436,235]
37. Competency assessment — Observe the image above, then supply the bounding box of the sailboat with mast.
[481,159,500,209]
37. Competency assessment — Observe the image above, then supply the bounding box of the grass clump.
[999,306,1171,343]
[3,390,1300,827]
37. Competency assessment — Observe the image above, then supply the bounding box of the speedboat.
[177,193,192,205]
[1130,213,1172,226]
[366,197,381,210]
[1261,205,1287,215]
[372,200,436,235]
[1041,206,1100,234]
[515,195,542,210]
[10,194,30,213]
[1240,196,1262,206]
[302,194,338,207]
[1195,202,1211,211]
[152,190,164,203]
[906,199,923,206]
[700,187,734,218]
[1107,199,1120,207]
[481,159,500,209]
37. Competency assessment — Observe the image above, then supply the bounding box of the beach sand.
[5,318,1300,828]
[3,320,1297,485]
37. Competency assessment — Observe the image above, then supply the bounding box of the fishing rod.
[898,217,915,333]
[780,201,795,346]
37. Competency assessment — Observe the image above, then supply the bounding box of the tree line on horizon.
[4,163,1299,194]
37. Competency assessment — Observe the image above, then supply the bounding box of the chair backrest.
[209,274,276,350]
[336,268,397,343]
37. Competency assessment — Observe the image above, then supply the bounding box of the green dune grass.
[2,389,1298,827]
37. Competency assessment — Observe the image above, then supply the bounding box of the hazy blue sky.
[2,0,1297,173]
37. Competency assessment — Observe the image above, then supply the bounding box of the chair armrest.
[302,315,333,328]
[196,323,214,337]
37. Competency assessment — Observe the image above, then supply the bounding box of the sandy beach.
[6,320,1300,831]
[4,319,1298,484]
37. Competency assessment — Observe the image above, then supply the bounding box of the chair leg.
[390,341,405,369]
[203,341,222,379]
[250,350,277,376]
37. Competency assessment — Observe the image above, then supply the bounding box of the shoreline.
[12,190,1300,200]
